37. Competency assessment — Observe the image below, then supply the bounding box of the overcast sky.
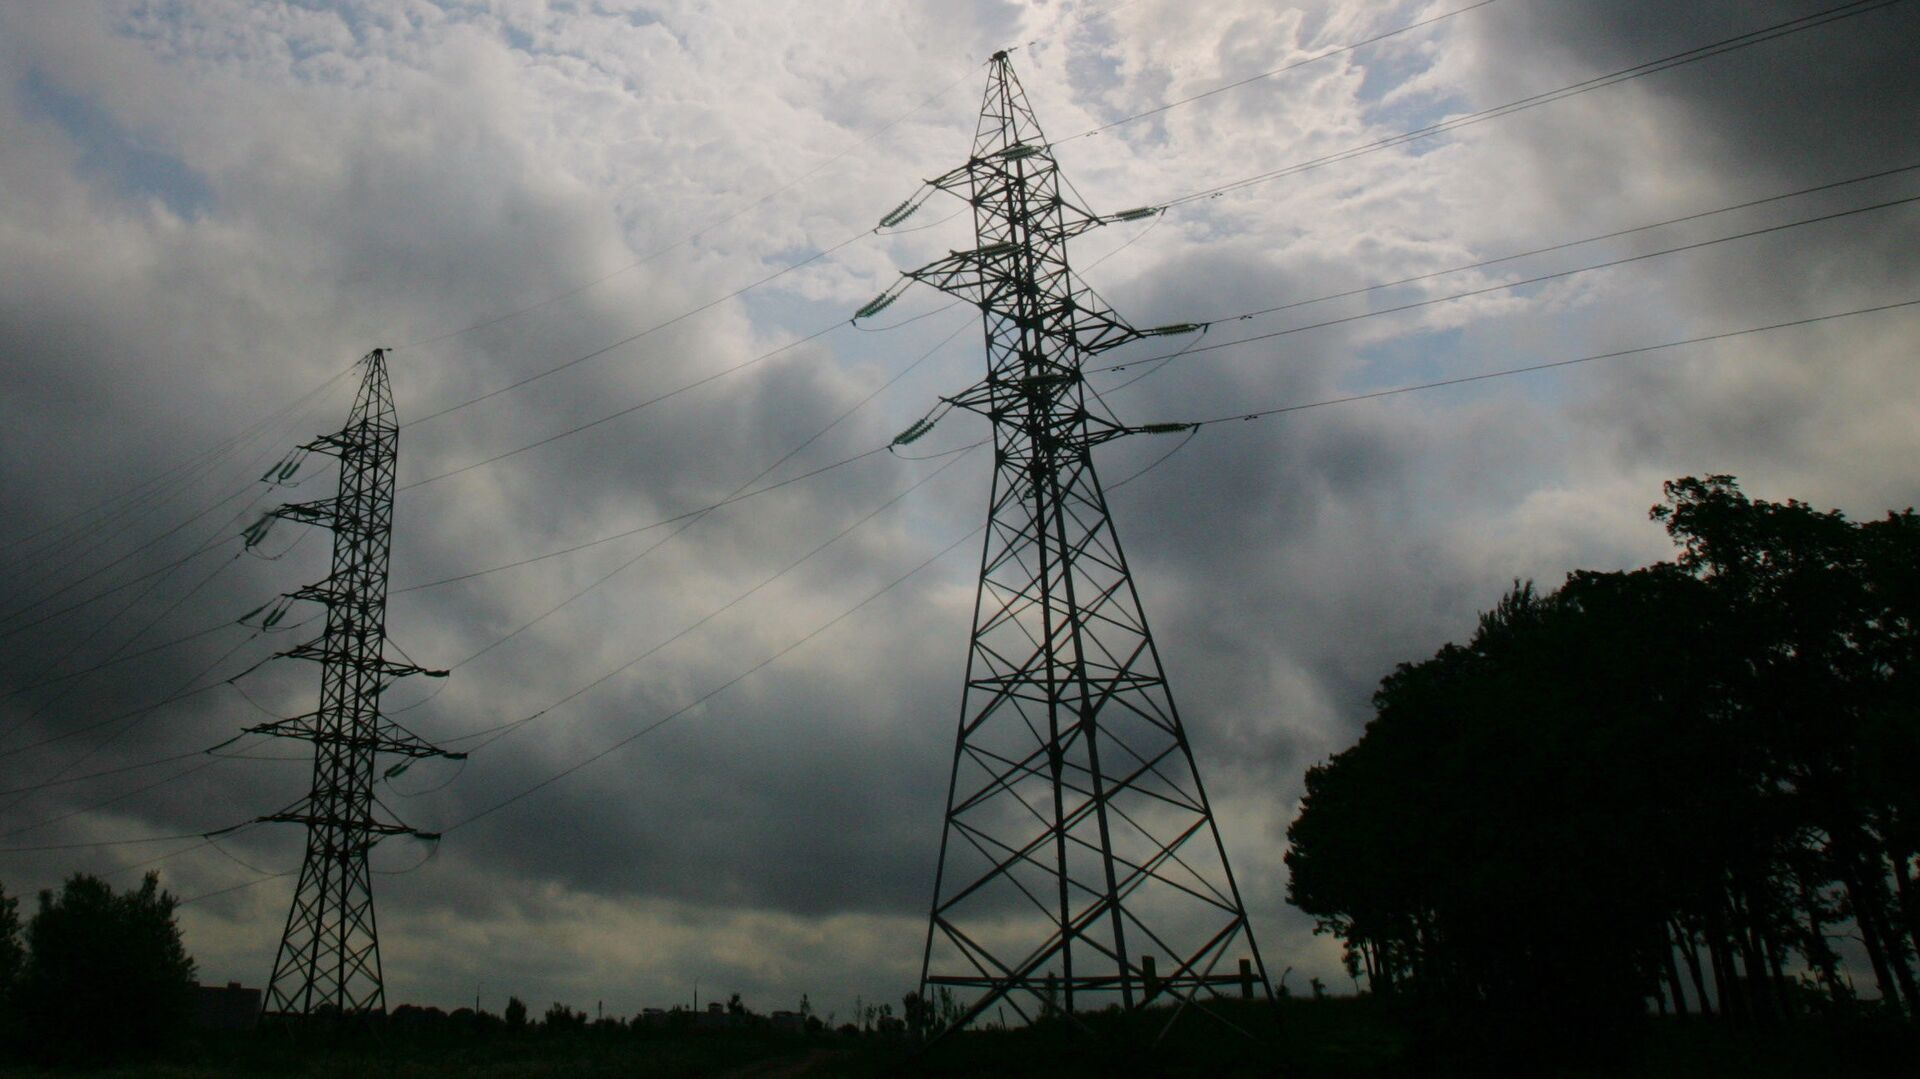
[1,0,1915,1020]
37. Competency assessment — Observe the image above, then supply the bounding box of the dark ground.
[0,998,1911,1077]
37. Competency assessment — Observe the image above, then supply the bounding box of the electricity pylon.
[244,348,458,1018]
[883,52,1269,1031]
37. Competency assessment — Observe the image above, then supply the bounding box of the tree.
[0,883,20,1044]
[504,995,528,1030]
[16,872,194,1061]
[541,1001,585,1031]
[1287,476,1920,1029]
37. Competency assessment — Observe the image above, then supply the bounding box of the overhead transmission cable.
[1052,0,1502,144]
[1143,161,1917,350]
[0,626,275,762]
[1132,298,1920,432]
[392,65,984,352]
[417,345,977,676]
[403,232,872,428]
[0,361,355,564]
[392,315,973,597]
[1087,193,1920,379]
[381,0,1155,356]
[435,440,982,757]
[1159,0,1910,208]
[0,383,341,641]
[0,318,978,820]
[432,426,1189,834]
[385,5,1524,431]
[20,291,1889,861]
[0,542,255,783]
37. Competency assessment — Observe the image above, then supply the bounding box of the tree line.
[1286,476,1918,1025]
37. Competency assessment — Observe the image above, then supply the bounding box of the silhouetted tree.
[1287,477,1920,1029]
[541,1001,585,1031]
[0,883,19,1045]
[15,872,194,1062]
[504,995,528,1030]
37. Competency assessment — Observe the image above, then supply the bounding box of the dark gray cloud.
[0,0,1914,1017]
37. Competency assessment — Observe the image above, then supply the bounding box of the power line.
[439,523,982,835]
[0,551,253,796]
[434,411,1197,834]
[0,827,236,854]
[0,385,338,640]
[373,0,1867,485]
[0,616,244,699]
[403,233,870,428]
[375,4,1489,432]
[391,67,983,352]
[0,362,354,563]
[388,179,1903,585]
[0,631,267,761]
[1088,193,1920,378]
[1161,0,1908,208]
[1054,0,1501,144]
[1167,162,1918,337]
[0,756,234,842]
[442,440,983,753]
[0,736,253,798]
[398,321,846,492]
[393,315,975,594]
[1149,298,1920,429]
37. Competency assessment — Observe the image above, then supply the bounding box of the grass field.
[0,997,1911,1077]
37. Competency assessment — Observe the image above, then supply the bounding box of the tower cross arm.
[266,498,337,530]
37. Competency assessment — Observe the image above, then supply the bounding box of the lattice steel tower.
[245,348,456,1018]
[894,53,1268,1029]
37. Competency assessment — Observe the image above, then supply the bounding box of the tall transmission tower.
[888,52,1269,1031]
[243,348,457,1019]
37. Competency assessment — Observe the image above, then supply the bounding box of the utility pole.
[883,51,1269,1032]
[245,348,460,1019]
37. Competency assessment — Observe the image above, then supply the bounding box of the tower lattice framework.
[247,348,456,1018]
[907,53,1268,1029]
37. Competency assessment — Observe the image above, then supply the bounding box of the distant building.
[769,1010,803,1032]
[192,981,261,1031]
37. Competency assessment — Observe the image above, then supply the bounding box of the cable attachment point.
[1138,322,1206,338]
[854,279,911,321]
[878,187,935,229]
[892,419,936,446]
[241,513,276,549]
[260,448,309,486]
[239,595,296,629]
[1105,206,1161,223]
[1135,422,1197,435]
[891,400,954,450]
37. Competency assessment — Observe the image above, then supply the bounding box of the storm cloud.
[1,0,1914,1018]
